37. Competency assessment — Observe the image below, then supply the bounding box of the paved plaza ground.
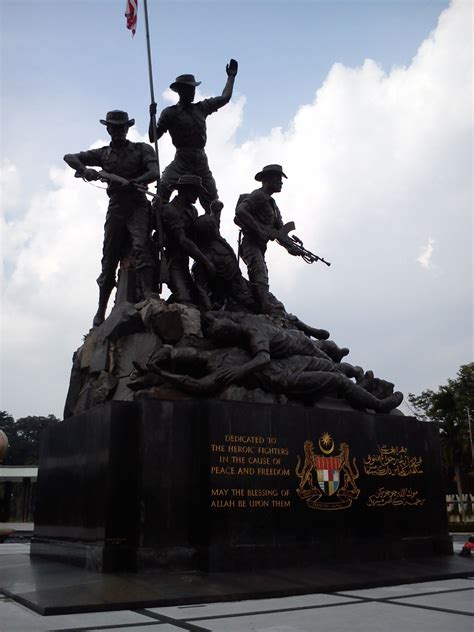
[0,537,472,631]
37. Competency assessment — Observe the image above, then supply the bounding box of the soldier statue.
[160,175,216,305]
[64,110,159,326]
[235,164,299,314]
[128,314,403,414]
[149,59,238,214]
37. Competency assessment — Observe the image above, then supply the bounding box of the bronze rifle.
[266,222,331,266]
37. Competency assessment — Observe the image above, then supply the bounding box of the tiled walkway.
[1,542,473,632]
[2,577,473,631]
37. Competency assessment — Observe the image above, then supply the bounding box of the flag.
[125,0,138,37]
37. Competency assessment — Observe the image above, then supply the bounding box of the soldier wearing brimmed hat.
[64,110,159,326]
[161,175,216,304]
[235,164,298,314]
[149,59,238,214]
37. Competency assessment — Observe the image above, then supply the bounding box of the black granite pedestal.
[31,399,452,573]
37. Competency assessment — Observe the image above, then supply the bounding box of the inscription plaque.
[210,433,291,510]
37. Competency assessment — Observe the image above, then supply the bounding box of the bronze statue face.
[195,215,218,243]
[106,123,128,143]
[265,173,283,193]
[178,185,199,203]
[177,85,196,104]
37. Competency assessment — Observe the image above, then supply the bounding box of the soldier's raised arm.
[219,58,238,105]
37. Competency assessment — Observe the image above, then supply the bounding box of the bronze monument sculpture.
[64,110,159,326]
[64,123,403,415]
[128,312,402,413]
[60,62,405,417]
[31,49,454,587]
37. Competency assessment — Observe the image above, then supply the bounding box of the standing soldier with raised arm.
[149,59,238,215]
[64,110,159,327]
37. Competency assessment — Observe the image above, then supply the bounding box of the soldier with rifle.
[235,164,330,314]
[64,110,159,327]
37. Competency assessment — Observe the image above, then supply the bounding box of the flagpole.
[143,0,161,181]
[141,0,164,293]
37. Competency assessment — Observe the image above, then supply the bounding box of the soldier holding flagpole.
[148,60,238,216]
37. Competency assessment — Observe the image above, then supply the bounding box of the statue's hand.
[147,346,171,369]
[210,199,224,215]
[82,168,100,182]
[226,59,238,77]
[149,102,157,116]
[215,366,241,384]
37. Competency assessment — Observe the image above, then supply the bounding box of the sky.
[1,0,472,420]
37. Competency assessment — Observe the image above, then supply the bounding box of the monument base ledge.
[32,399,451,573]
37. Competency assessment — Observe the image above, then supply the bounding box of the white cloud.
[417,238,436,269]
[1,0,472,419]
[0,160,21,214]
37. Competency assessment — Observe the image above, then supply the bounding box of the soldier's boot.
[253,286,277,315]
[319,340,350,363]
[338,363,364,381]
[138,266,156,299]
[93,286,113,327]
[374,391,403,413]
[286,313,330,340]
[343,380,403,413]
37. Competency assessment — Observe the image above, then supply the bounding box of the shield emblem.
[314,455,342,496]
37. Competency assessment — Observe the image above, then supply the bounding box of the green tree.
[0,412,60,465]
[408,363,474,522]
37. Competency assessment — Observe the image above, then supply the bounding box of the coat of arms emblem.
[295,433,360,510]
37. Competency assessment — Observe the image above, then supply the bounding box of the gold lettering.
[249,499,270,508]
[271,500,291,508]
[367,487,425,507]
[227,445,255,454]
[209,436,292,509]
[237,467,255,475]
[210,500,236,508]
[256,467,290,476]
[224,434,265,444]
[211,489,228,496]
[248,457,270,465]
[210,466,235,475]
[211,444,225,452]
[230,456,246,464]
[257,446,289,456]
[364,446,423,477]
[247,489,279,497]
